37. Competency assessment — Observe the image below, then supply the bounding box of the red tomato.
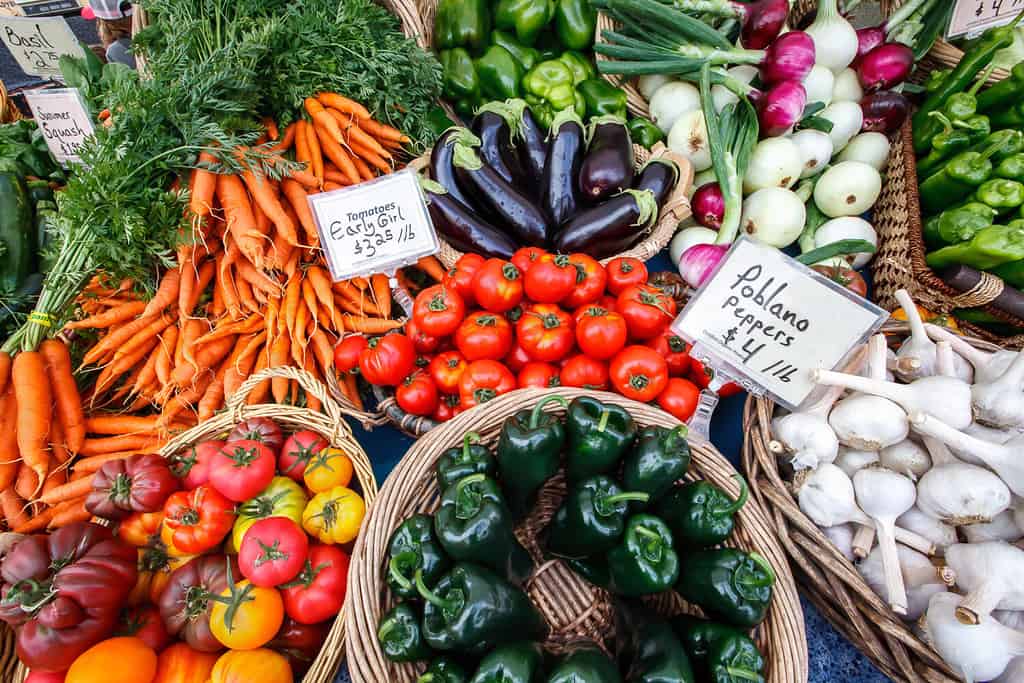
[239,517,309,588]
[606,257,648,295]
[657,377,701,421]
[561,254,607,309]
[646,331,691,376]
[616,285,677,340]
[432,394,461,422]
[333,335,368,374]
[278,431,328,483]
[523,254,576,303]
[517,362,561,388]
[405,318,442,354]
[25,673,66,683]
[516,304,575,363]
[442,253,485,307]
[280,545,350,625]
[162,486,235,554]
[395,372,440,416]
[117,604,171,653]
[359,334,416,386]
[511,247,546,275]
[609,345,669,402]
[575,306,628,360]
[169,440,223,490]
[208,440,276,503]
[428,351,468,394]
[412,285,466,337]
[573,296,617,325]
[472,259,524,313]
[459,360,516,409]
[455,312,513,361]
[688,358,743,396]
[503,341,533,374]
[560,354,609,390]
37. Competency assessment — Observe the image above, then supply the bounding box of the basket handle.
[226,366,345,425]
[643,142,693,224]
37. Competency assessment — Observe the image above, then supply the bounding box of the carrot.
[39,340,85,453]
[288,167,320,191]
[252,198,273,236]
[371,273,392,319]
[195,316,262,348]
[185,258,216,317]
[341,372,364,411]
[0,392,19,484]
[318,93,372,120]
[263,117,280,141]
[0,351,11,396]
[190,151,219,218]
[308,328,336,377]
[50,498,91,528]
[142,269,182,319]
[305,97,345,144]
[323,168,354,186]
[158,373,213,429]
[314,124,360,185]
[50,422,72,465]
[74,451,143,473]
[306,266,338,330]
[247,342,272,405]
[224,332,266,399]
[348,141,393,174]
[236,258,283,297]
[302,353,323,410]
[293,299,310,353]
[269,333,291,404]
[349,155,373,182]
[85,414,164,435]
[241,167,300,247]
[82,314,156,367]
[80,434,160,456]
[340,314,403,333]
[235,275,259,314]
[109,359,149,403]
[417,256,447,282]
[334,282,381,317]
[197,366,227,421]
[307,119,325,186]
[218,253,243,321]
[133,343,161,397]
[0,489,28,528]
[13,351,52,490]
[156,324,179,386]
[171,335,236,388]
[15,462,38,501]
[66,301,148,330]
[272,122,297,153]
[282,179,320,247]
[114,312,175,362]
[361,117,409,143]
[42,454,66,496]
[14,505,58,533]
[177,253,197,320]
[217,174,265,269]
[326,109,390,157]
[301,278,320,333]
[321,181,343,191]
[284,249,301,279]
[284,276,302,336]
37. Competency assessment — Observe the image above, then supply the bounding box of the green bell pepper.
[476,45,524,101]
[607,514,680,596]
[387,513,451,599]
[934,203,997,245]
[978,62,1024,113]
[558,50,595,84]
[578,78,627,120]
[378,602,432,662]
[555,0,596,50]
[434,473,534,583]
[441,48,483,117]
[976,178,1024,214]
[656,475,749,548]
[522,59,585,128]
[919,139,1004,215]
[419,657,469,683]
[923,214,943,248]
[675,549,776,628]
[926,222,1024,270]
[468,641,544,683]
[435,0,491,51]
[672,614,765,683]
[996,153,1024,181]
[615,601,695,683]
[547,475,650,559]
[628,117,663,148]
[495,0,555,45]
[437,432,497,490]
[622,425,690,502]
[534,30,562,61]
[492,30,541,72]
[548,645,622,683]
[496,395,567,517]
[417,563,546,655]
[565,396,637,482]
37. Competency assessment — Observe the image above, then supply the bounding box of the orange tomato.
[118,511,165,547]
[66,637,157,683]
[302,447,354,493]
[208,649,292,683]
[209,579,284,650]
[152,643,218,683]
[160,519,196,557]
[129,544,194,606]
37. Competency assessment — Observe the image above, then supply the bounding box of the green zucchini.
[0,171,35,292]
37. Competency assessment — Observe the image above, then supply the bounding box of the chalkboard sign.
[23,87,93,167]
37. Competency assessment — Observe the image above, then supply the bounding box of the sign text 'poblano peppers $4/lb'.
[616,600,696,683]
[434,473,534,583]
[378,602,432,662]
[675,548,776,628]
[621,425,691,503]
[548,644,621,683]
[546,475,650,559]
[436,432,497,491]
[387,513,450,599]
[926,222,1024,271]
[467,641,544,683]
[419,656,468,683]
[656,474,749,548]
[566,396,637,482]
[672,614,765,683]
[416,562,546,654]
[607,513,680,597]
[496,395,567,517]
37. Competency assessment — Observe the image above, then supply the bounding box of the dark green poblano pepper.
[417,563,546,655]
[387,514,451,599]
[565,396,637,482]
[918,138,1004,215]
[378,602,432,662]
[615,600,696,683]
[547,644,622,683]
[926,222,1024,270]
[468,641,544,683]
[434,474,534,583]
[915,112,972,179]
[995,153,1024,181]
[546,475,650,559]
[656,475,749,548]
[606,514,679,597]
[671,614,765,683]
[675,549,776,628]
[622,425,690,503]
[496,395,568,517]
[437,432,497,490]
[563,554,611,589]
[419,657,469,683]
[628,117,664,148]
[578,78,628,120]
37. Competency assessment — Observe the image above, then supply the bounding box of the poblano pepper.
[923,214,943,248]
[495,0,555,45]
[441,49,482,118]
[522,59,586,128]
[996,153,1024,181]
[419,657,469,683]
[934,203,996,245]
[563,554,611,588]
[437,432,497,491]
[915,113,972,179]
[476,46,525,101]
[926,222,1024,270]
[434,473,534,583]
[919,139,1004,214]
[546,475,650,559]
[548,644,622,683]
[555,0,596,50]
[378,602,432,662]
[417,563,546,654]
[492,30,541,72]
[468,641,544,683]
[615,600,696,683]
[558,50,595,84]
[496,395,568,517]
[435,0,491,51]
[565,396,637,482]
[976,178,1024,213]
[990,101,1024,129]
[940,64,994,123]
[958,113,991,145]
[388,514,451,599]
[628,117,663,148]
[672,614,765,683]
[622,425,690,502]
[675,549,776,628]
[978,62,1024,113]
[657,475,749,548]
[606,514,679,596]
[578,78,628,120]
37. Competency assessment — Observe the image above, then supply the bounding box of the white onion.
[638,75,674,101]
[831,68,864,103]
[791,129,834,179]
[740,188,806,248]
[802,65,835,106]
[667,110,711,171]
[650,81,701,134]
[814,162,882,217]
[837,132,891,172]
[743,137,802,193]
[813,217,878,269]
[819,101,864,153]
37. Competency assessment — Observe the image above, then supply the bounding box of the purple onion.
[692,183,726,230]
[854,26,886,66]
[857,43,914,92]
[678,243,729,288]
[861,91,910,134]
[760,31,816,85]
[736,0,790,50]
[758,81,807,137]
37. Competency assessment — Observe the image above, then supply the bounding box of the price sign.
[948,0,1024,38]
[0,15,83,77]
[23,87,93,167]
[308,169,440,281]
[671,237,887,410]
[0,1,21,17]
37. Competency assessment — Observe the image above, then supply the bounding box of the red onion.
[861,91,910,134]
[679,243,729,288]
[692,183,726,230]
[854,27,886,66]
[737,0,790,50]
[857,43,914,92]
[760,31,816,85]
[758,81,807,137]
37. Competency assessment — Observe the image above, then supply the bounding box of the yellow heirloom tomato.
[302,485,365,544]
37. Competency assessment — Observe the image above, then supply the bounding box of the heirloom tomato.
[116,605,171,652]
[561,254,607,309]
[268,618,331,677]
[458,360,516,409]
[208,440,276,503]
[128,543,192,607]
[231,475,308,551]
[429,351,468,394]
[610,345,669,402]
[560,355,610,390]
[413,285,466,337]
[605,256,648,295]
[25,673,66,683]
[152,643,218,683]
[65,637,156,683]
[280,545,350,625]
[455,312,513,361]
[518,361,561,388]
[575,306,628,360]
[162,485,234,554]
[302,486,366,545]
[86,454,179,521]
[616,284,677,340]
[209,571,284,650]
[333,335,368,374]
[443,253,485,307]
[278,430,328,483]
[359,333,416,386]
[118,511,164,547]
[395,372,440,416]
[239,517,309,587]
[169,440,223,489]
[472,259,524,313]
[524,253,576,303]
[646,331,691,376]
[208,649,292,683]
[303,447,354,493]
[227,417,283,451]
[158,555,237,652]
[517,304,575,362]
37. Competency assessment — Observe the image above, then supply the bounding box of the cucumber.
[0,171,35,292]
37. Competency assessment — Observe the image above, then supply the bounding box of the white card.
[23,87,93,167]
[0,15,84,77]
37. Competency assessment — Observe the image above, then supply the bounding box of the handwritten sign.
[23,88,93,166]
[671,237,887,409]
[308,169,439,281]
[0,1,21,17]
[948,0,1024,38]
[0,15,83,77]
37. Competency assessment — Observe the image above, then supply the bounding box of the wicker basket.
[345,387,808,683]
[0,81,23,125]
[741,322,1001,683]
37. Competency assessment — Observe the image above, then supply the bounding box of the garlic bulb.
[961,510,1023,545]
[854,467,918,614]
[994,657,1024,683]
[970,351,1024,429]
[858,544,949,621]
[946,541,1024,624]
[879,440,931,481]
[771,386,844,470]
[834,446,879,477]
[925,592,1024,683]
[822,523,856,562]
[914,430,1012,525]
[897,506,958,556]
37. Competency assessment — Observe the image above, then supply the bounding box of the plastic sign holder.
[23,87,93,167]
[948,3,1024,39]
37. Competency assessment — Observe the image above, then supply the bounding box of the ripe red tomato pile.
[336,251,734,422]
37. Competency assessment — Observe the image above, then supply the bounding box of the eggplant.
[511,100,548,184]
[452,140,551,246]
[579,116,634,201]
[542,108,585,227]
[430,127,481,210]
[554,189,658,258]
[421,178,518,259]
[633,159,679,207]
[471,103,525,186]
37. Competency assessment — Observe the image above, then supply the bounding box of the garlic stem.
[814,368,972,429]
[854,468,917,615]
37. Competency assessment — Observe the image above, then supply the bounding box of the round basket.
[345,387,808,683]
[741,322,1000,683]
[0,81,23,125]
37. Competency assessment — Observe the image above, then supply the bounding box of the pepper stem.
[528,395,568,429]
[748,552,777,585]
[635,525,662,542]
[602,492,651,506]
[462,432,481,460]
[929,111,954,137]
[388,556,414,592]
[724,667,762,682]
[597,409,610,432]
[414,569,452,610]
[969,63,997,97]
[664,425,687,450]
[714,474,750,516]
[418,676,436,683]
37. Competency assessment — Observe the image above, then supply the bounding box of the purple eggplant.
[579,116,635,202]
[430,127,481,210]
[554,189,658,258]
[421,178,518,258]
[633,158,679,207]
[471,102,525,186]
[514,101,549,184]
[452,140,551,246]
[542,108,585,227]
